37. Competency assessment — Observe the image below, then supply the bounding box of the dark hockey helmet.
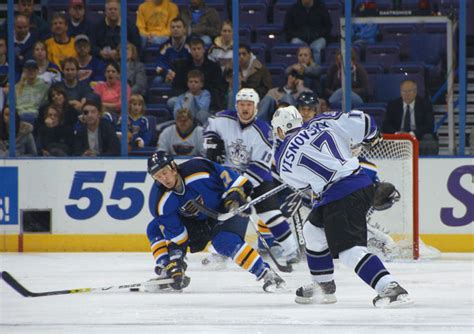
[147,151,174,176]
[297,92,319,107]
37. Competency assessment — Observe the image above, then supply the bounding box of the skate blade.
[263,283,289,293]
[295,294,337,304]
[374,294,414,308]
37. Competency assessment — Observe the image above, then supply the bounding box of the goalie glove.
[362,129,383,150]
[165,259,188,290]
[223,187,250,216]
[373,182,401,211]
[204,136,225,163]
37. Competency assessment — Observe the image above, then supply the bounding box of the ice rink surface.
[0,252,473,334]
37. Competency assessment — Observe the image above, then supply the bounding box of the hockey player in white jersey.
[203,88,300,268]
[271,105,412,308]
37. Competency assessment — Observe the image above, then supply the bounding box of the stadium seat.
[365,43,401,69]
[249,43,267,64]
[239,25,253,45]
[271,44,302,67]
[239,3,268,30]
[380,24,416,57]
[358,104,386,128]
[362,63,384,99]
[147,85,173,105]
[266,63,287,88]
[145,115,159,146]
[322,43,360,65]
[144,47,160,64]
[408,33,445,66]
[146,104,172,124]
[273,1,293,25]
[255,24,285,50]
[389,62,425,76]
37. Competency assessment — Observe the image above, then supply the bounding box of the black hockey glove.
[204,136,225,163]
[223,187,250,216]
[165,259,188,290]
[362,129,383,150]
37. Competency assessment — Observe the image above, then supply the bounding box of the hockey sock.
[306,248,334,283]
[150,237,169,268]
[339,246,395,293]
[212,231,266,279]
[259,210,293,244]
[257,218,275,248]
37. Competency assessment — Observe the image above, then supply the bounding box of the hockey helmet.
[271,105,303,136]
[147,151,174,176]
[235,88,259,116]
[297,92,318,108]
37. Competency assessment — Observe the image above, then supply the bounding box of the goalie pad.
[372,182,400,211]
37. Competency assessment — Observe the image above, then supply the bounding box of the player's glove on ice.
[165,259,187,290]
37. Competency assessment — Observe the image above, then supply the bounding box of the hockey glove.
[165,259,188,290]
[373,182,401,211]
[362,129,383,150]
[223,187,250,216]
[204,136,226,163]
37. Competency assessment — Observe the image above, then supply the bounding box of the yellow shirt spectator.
[45,37,77,68]
[136,0,179,38]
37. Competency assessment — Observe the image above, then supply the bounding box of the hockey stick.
[0,271,177,298]
[191,183,289,221]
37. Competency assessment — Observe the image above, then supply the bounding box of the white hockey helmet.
[271,105,303,137]
[235,88,259,121]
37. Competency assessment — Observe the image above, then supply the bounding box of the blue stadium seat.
[362,63,384,100]
[365,43,401,69]
[255,24,285,50]
[240,3,268,30]
[266,63,287,88]
[147,85,173,105]
[380,24,417,57]
[249,43,267,64]
[273,1,293,26]
[146,104,172,123]
[239,25,253,45]
[271,44,302,67]
[358,104,387,128]
[144,115,158,146]
[144,47,160,64]
[408,33,445,66]
[389,62,425,76]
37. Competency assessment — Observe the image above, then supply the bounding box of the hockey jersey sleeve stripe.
[184,172,210,185]
[364,114,378,140]
[252,123,272,148]
[157,191,173,216]
[245,168,264,184]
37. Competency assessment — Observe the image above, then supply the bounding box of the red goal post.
[362,133,419,259]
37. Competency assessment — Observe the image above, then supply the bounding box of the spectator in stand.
[36,84,79,133]
[157,107,204,156]
[75,34,106,86]
[36,105,74,156]
[116,93,152,150]
[285,46,323,96]
[238,44,272,99]
[67,0,94,40]
[136,0,179,48]
[0,0,49,40]
[283,0,332,65]
[14,14,37,72]
[0,105,37,157]
[153,17,191,86]
[15,59,49,123]
[58,57,92,113]
[325,49,368,108]
[382,79,438,155]
[257,69,312,123]
[169,38,225,112]
[32,41,62,84]
[179,0,222,47]
[45,12,77,68]
[95,0,142,61]
[208,20,232,73]
[172,69,211,125]
[0,37,7,90]
[73,98,120,156]
[93,61,131,118]
[117,42,147,96]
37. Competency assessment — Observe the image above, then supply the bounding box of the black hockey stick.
[1,271,177,297]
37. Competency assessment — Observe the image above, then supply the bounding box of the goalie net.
[361,134,439,260]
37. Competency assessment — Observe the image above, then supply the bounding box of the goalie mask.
[271,105,303,138]
[235,88,259,124]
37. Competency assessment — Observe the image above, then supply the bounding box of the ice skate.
[201,252,228,270]
[260,267,286,293]
[373,282,413,308]
[142,268,190,293]
[270,242,301,266]
[295,280,337,304]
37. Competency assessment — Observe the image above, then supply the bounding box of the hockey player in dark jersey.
[203,88,300,269]
[146,151,285,292]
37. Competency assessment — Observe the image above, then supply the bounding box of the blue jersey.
[150,157,249,247]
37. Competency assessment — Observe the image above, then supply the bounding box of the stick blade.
[1,271,34,297]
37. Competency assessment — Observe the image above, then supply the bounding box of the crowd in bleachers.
[0,0,459,158]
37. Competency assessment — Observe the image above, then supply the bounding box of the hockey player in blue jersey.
[146,151,285,292]
[203,88,300,269]
[271,106,412,307]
